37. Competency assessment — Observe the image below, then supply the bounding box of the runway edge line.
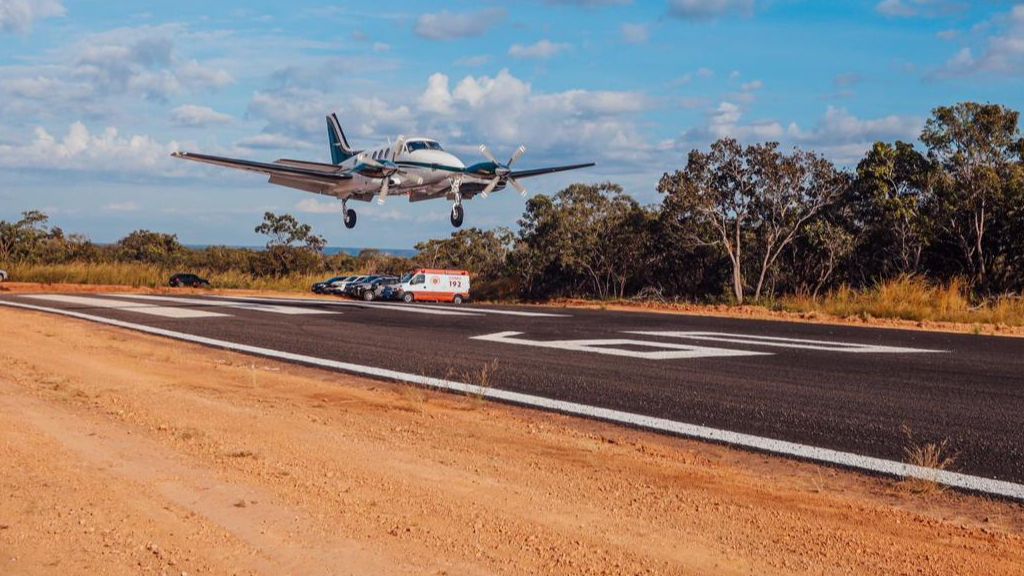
[2,299,1021,501]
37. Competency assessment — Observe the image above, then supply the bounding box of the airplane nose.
[442,152,465,169]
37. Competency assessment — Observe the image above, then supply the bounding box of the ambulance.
[396,269,470,304]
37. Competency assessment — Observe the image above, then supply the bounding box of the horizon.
[2,1,1023,249]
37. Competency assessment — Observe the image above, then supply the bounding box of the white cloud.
[621,23,650,44]
[0,0,64,34]
[104,201,140,212]
[668,0,756,20]
[676,103,921,165]
[934,5,1024,77]
[295,198,339,214]
[875,0,965,19]
[236,133,314,151]
[414,8,506,41]
[508,39,571,60]
[413,69,653,167]
[418,73,454,115]
[170,105,234,127]
[0,122,180,174]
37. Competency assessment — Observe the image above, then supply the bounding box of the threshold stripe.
[21,294,228,319]
[1,299,1021,502]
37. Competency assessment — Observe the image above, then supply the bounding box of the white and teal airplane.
[172,113,595,229]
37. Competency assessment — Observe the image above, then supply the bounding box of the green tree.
[254,212,326,252]
[0,210,51,263]
[116,230,184,264]
[921,102,1021,289]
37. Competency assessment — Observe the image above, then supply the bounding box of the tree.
[852,141,935,279]
[415,227,514,281]
[658,139,755,303]
[514,183,653,300]
[747,146,848,300]
[0,210,51,263]
[254,212,326,252]
[116,230,184,264]
[921,102,1021,289]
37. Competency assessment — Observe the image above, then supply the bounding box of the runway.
[2,292,1022,498]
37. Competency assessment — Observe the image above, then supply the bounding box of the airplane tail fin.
[327,113,355,164]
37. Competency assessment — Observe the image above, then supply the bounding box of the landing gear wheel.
[402,292,415,303]
[344,208,357,229]
[450,203,464,228]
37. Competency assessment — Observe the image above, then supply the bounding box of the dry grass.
[900,424,958,495]
[4,262,326,292]
[783,276,1024,327]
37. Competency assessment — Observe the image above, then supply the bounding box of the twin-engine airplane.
[172,113,595,229]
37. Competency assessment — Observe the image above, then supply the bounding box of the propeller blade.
[508,145,526,166]
[378,177,389,205]
[479,144,498,165]
[392,135,406,159]
[480,177,500,199]
[508,177,527,197]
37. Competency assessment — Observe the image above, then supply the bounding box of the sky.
[1,0,1023,249]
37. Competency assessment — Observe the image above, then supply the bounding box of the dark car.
[354,276,399,301]
[168,273,211,288]
[312,275,350,294]
[344,275,384,299]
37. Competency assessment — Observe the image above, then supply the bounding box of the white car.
[0,269,7,282]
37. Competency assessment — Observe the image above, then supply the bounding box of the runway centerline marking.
[22,294,229,319]
[110,294,338,316]
[471,331,771,360]
[0,298,1019,501]
[626,331,945,354]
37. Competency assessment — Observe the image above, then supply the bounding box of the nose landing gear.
[449,177,464,228]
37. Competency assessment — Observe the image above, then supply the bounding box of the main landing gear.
[450,203,464,228]
[343,200,357,229]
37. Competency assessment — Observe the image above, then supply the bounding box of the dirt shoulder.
[0,306,1021,575]
[3,281,1021,338]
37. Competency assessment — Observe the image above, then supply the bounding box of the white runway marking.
[627,331,945,354]
[22,294,228,319]
[471,331,769,360]
[214,295,482,317]
[1,298,1019,501]
[413,304,570,318]
[111,294,338,315]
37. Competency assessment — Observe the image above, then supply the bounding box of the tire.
[450,204,464,228]
[453,295,464,304]
[362,290,375,301]
[402,292,414,303]
[344,208,357,229]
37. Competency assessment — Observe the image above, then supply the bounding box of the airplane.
[171,113,595,229]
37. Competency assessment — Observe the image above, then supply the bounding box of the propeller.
[477,144,527,198]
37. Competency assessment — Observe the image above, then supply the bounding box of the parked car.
[343,275,383,299]
[351,276,399,301]
[396,269,470,304]
[326,275,367,295]
[0,269,7,282]
[311,275,350,294]
[168,273,211,288]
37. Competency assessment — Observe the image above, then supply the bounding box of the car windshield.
[406,140,443,152]
[400,273,413,283]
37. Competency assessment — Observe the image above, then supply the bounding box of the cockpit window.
[406,141,444,152]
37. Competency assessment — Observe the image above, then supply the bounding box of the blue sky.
[1,0,1022,248]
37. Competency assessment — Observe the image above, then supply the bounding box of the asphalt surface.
[3,292,1023,486]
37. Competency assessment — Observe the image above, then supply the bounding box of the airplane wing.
[171,151,363,199]
[509,162,596,179]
